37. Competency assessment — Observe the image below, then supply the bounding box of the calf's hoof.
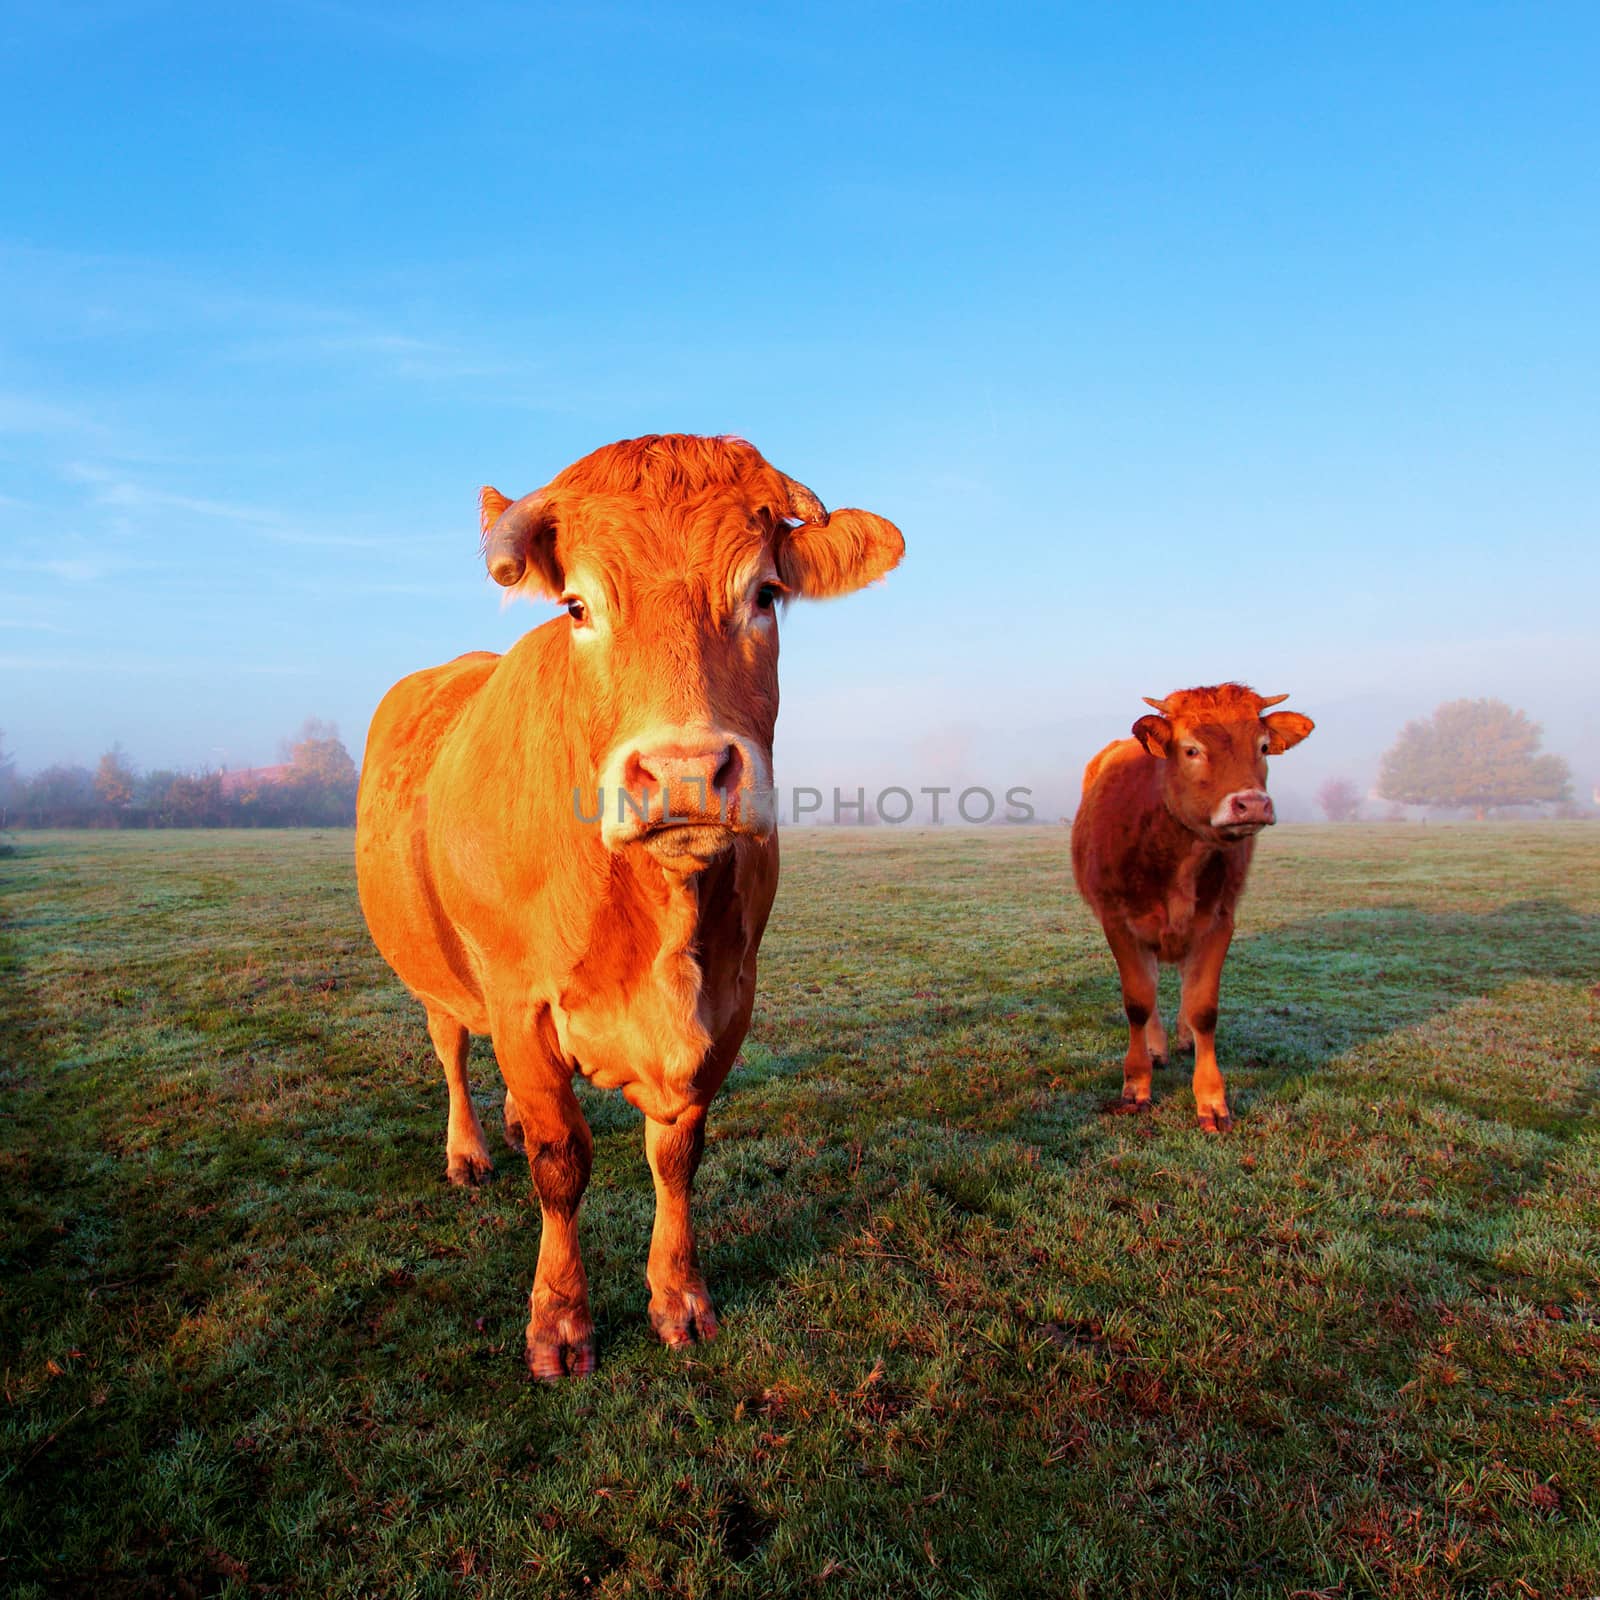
[446,1149,495,1187]
[649,1284,719,1350]
[526,1311,596,1381]
[1149,1053,1169,1072]
[1195,1107,1233,1134]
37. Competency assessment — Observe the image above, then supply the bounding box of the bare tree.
[1316,776,1361,823]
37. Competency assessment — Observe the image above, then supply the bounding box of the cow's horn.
[779,474,829,525]
[1257,692,1290,708]
[481,489,547,587]
[1141,696,1171,714]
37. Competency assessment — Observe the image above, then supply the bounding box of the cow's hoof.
[1149,1053,1168,1072]
[526,1316,596,1381]
[446,1150,495,1186]
[1195,1109,1233,1134]
[650,1286,719,1349]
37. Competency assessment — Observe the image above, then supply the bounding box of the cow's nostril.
[713,744,740,794]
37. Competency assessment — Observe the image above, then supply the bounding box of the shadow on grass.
[1218,897,1600,1127]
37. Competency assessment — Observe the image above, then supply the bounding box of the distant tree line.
[0,721,358,829]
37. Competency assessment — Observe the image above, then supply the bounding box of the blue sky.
[2,1,1597,814]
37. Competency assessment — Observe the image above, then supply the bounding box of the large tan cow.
[355,435,903,1378]
[1071,684,1314,1131]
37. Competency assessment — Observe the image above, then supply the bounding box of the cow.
[1070,684,1314,1131]
[355,434,903,1378]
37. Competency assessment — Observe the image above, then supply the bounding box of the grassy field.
[3,822,1599,1598]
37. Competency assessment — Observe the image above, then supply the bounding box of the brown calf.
[1071,683,1314,1130]
[355,435,903,1377]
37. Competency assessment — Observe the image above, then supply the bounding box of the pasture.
[3,823,1599,1598]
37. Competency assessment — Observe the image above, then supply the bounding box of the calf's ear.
[1132,714,1172,758]
[1263,711,1314,753]
[480,486,565,600]
[779,509,905,599]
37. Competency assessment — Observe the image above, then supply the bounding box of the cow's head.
[1131,683,1314,842]
[480,435,903,867]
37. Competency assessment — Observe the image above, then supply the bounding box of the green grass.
[3,823,1599,1598]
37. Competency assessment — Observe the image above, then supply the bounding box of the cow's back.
[356,651,501,1024]
[1071,739,1157,909]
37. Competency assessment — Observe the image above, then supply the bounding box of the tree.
[17,764,96,827]
[1376,699,1572,816]
[0,730,15,821]
[282,718,359,825]
[1317,776,1362,823]
[94,744,137,818]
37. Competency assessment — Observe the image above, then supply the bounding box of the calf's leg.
[426,1008,494,1187]
[644,1106,717,1348]
[1104,924,1160,1108]
[1145,999,1169,1068]
[1181,919,1235,1133]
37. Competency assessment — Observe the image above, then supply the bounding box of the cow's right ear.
[779,509,905,599]
[1132,714,1172,758]
[480,486,564,600]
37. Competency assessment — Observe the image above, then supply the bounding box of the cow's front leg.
[493,1009,596,1378]
[426,1008,494,1186]
[644,1106,717,1348]
[517,1078,595,1378]
[1104,924,1159,1109]
[1182,918,1235,1133]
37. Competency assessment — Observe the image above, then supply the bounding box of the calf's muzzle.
[1212,789,1275,833]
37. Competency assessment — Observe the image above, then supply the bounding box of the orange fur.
[356,434,903,1378]
[1071,684,1314,1132]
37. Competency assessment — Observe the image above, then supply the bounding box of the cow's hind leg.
[502,1090,527,1153]
[1145,995,1170,1069]
[427,1008,494,1187]
[1104,924,1159,1109]
[644,1106,717,1349]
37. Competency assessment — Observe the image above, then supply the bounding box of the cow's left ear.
[1133,714,1172,758]
[1263,711,1315,754]
[778,509,905,599]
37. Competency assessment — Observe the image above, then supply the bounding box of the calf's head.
[1132,683,1314,842]
[481,434,903,866]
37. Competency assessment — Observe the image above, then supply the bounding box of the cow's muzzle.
[1211,789,1275,837]
[594,729,773,857]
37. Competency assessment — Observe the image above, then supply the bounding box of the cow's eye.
[1184,745,1202,759]
[1259,738,1271,755]
[755,582,780,612]
[565,597,588,625]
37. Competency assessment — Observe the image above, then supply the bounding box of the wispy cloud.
[70,462,284,525]
[0,389,106,441]
[60,461,422,550]
[5,557,103,583]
